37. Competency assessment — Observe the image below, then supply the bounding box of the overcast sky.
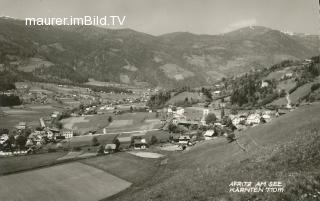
[0,0,319,35]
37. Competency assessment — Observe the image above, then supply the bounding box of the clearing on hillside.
[0,162,131,201]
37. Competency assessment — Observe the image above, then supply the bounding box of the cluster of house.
[160,105,281,143]
[229,110,274,129]
[0,119,74,153]
[26,127,74,147]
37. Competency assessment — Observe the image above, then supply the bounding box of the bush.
[72,146,82,151]
[91,136,100,146]
[108,116,113,123]
[48,148,57,153]
[205,113,217,125]
[311,83,320,91]
[97,145,104,155]
[0,95,22,106]
[112,138,120,151]
[150,135,158,145]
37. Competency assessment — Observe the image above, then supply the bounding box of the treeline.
[147,91,171,109]
[0,95,22,106]
[230,73,278,107]
[0,71,17,91]
[81,84,133,94]
[39,64,88,83]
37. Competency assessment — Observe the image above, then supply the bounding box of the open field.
[104,112,161,133]
[61,116,90,129]
[108,102,320,201]
[0,162,131,201]
[109,120,133,128]
[0,104,64,128]
[128,151,164,158]
[271,82,314,106]
[167,91,204,105]
[266,67,294,80]
[61,114,112,133]
[277,78,296,91]
[62,133,118,148]
[0,152,65,175]
[82,152,160,185]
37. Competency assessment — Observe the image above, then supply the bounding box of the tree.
[16,135,27,150]
[150,135,158,145]
[91,136,99,146]
[230,108,238,115]
[190,124,198,130]
[113,138,120,151]
[108,116,113,123]
[176,125,188,134]
[201,87,213,101]
[97,145,104,155]
[205,113,217,125]
[221,108,225,119]
[168,123,177,133]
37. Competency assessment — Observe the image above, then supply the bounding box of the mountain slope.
[108,103,320,201]
[0,18,319,88]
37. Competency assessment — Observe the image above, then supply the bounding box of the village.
[0,79,294,157]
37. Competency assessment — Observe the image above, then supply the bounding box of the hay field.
[0,152,65,175]
[0,162,131,201]
[61,114,112,133]
[82,152,160,185]
[109,120,133,128]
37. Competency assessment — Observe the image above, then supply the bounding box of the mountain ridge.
[0,18,319,88]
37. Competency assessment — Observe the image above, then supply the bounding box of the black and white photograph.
[0,0,319,201]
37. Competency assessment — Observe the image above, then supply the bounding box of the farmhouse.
[61,129,73,139]
[204,130,215,140]
[176,120,199,128]
[261,80,269,88]
[51,111,60,118]
[176,107,185,116]
[246,114,261,125]
[104,144,116,154]
[16,122,26,130]
[178,135,191,144]
[213,90,221,95]
[133,138,148,150]
[0,134,9,144]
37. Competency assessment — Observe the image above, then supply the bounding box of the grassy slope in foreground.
[109,102,320,201]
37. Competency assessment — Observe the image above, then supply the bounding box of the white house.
[246,114,261,125]
[133,138,147,150]
[61,129,73,139]
[213,91,221,95]
[261,80,269,88]
[204,130,215,140]
[51,111,60,118]
[0,134,9,144]
[104,144,116,154]
[178,135,191,144]
[16,122,26,130]
[285,73,293,78]
[262,114,271,122]
[176,107,185,116]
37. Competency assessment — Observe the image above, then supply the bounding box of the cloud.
[222,19,257,33]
